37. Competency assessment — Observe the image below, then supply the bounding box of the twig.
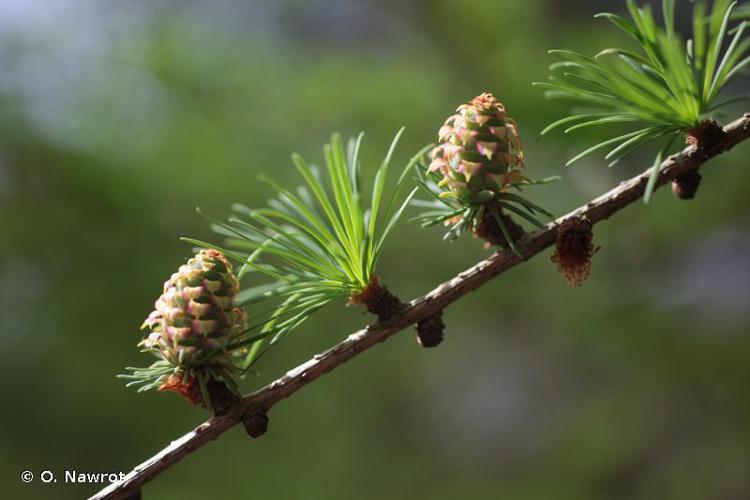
[91,113,750,500]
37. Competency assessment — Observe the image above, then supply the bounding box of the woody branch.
[91,112,750,500]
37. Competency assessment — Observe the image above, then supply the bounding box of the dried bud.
[416,310,445,348]
[686,120,724,150]
[551,216,598,287]
[159,374,238,414]
[243,410,269,438]
[159,373,202,406]
[672,169,702,200]
[205,379,240,416]
[472,206,525,250]
[348,275,404,321]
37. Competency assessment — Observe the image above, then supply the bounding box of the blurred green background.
[2,1,749,499]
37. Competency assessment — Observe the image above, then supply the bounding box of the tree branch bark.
[91,113,750,500]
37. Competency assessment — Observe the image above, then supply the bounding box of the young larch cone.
[428,92,529,246]
[141,249,247,407]
[551,216,598,287]
[429,92,525,206]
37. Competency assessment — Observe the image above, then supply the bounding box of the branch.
[92,113,750,500]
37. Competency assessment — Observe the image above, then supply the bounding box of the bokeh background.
[2,0,749,499]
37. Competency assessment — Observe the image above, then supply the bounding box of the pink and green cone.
[418,93,552,249]
[429,92,525,206]
[124,249,248,409]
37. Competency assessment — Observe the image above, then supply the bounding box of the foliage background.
[2,1,749,498]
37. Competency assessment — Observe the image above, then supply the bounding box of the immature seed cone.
[551,216,598,287]
[416,310,445,348]
[429,93,528,246]
[141,249,247,406]
[672,169,702,200]
[429,92,525,205]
